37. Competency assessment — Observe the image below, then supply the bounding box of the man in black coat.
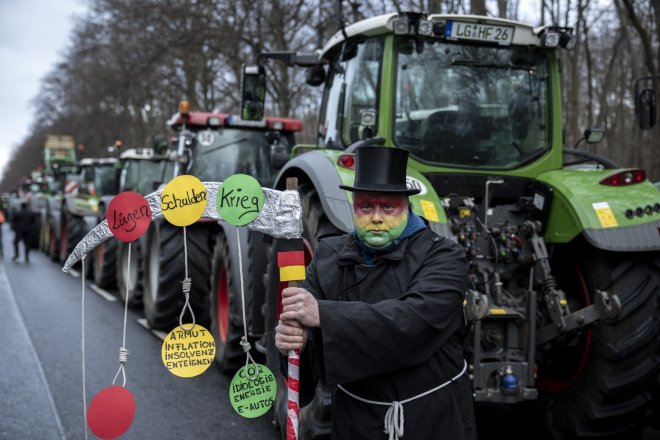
[11,202,36,262]
[275,146,476,440]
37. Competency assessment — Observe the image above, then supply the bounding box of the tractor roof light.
[541,30,560,47]
[393,17,410,35]
[559,32,577,50]
[179,100,190,116]
[417,18,434,36]
[599,169,646,186]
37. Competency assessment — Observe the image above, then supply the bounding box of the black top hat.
[339,146,420,195]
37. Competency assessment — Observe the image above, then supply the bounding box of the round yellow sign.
[161,324,216,378]
[160,175,208,226]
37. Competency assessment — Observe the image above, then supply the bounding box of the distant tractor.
[59,157,120,268]
[40,135,78,261]
[142,103,303,381]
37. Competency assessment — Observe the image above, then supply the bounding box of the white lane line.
[136,318,167,341]
[68,269,80,278]
[89,284,117,302]
[0,264,67,440]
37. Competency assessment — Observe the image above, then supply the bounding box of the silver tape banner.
[62,182,302,272]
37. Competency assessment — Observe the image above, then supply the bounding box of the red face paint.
[353,192,407,217]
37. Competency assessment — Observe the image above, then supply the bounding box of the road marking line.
[136,318,167,341]
[0,264,66,440]
[90,284,117,302]
[68,269,80,278]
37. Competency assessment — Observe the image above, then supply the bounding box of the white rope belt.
[337,360,468,440]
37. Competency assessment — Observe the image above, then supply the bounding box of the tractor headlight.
[392,18,410,35]
[417,19,433,36]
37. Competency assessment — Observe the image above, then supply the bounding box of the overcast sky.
[0,0,87,181]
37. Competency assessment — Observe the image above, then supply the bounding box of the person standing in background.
[11,202,36,263]
[0,206,5,258]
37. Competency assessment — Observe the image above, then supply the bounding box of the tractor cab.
[167,102,302,186]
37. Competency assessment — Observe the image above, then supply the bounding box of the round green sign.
[229,364,276,418]
[216,174,264,226]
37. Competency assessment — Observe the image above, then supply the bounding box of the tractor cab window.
[394,36,550,169]
[318,38,383,148]
[121,160,168,195]
[94,166,119,196]
[190,128,290,186]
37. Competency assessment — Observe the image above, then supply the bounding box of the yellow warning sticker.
[459,208,471,218]
[420,199,440,222]
[489,308,507,315]
[592,202,618,228]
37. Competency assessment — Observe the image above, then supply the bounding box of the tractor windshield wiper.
[200,138,247,156]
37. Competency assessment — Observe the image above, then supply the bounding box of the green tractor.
[142,101,303,379]
[251,12,660,439]
[40,135,78,260]
[58,157,121,268]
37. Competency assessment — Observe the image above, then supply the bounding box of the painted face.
[353,192,408,249]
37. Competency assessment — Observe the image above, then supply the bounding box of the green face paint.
[353,192,408,249]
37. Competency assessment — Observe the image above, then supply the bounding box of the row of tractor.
[25,10,660,440]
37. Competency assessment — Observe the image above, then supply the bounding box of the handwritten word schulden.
[161,189,207,211]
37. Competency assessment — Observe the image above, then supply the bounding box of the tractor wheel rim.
[537,265,592,393]
[60,221,67,259]
[148,234,159,302]
[217,268,229,343]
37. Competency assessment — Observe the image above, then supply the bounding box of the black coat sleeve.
[317,241,468,385]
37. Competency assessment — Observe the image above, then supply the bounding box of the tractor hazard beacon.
[160,188,207,211]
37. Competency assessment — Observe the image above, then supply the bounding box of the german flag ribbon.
[277,239,305,282]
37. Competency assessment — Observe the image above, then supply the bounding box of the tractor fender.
[538,169,660,251]
[274,151,354,233]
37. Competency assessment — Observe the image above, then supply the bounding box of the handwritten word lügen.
[111,204,150,232]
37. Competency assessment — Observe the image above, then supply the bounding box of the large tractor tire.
[539,246,660,439]
[116,238,144,308]
[264,182,340,439]
[93,235,118,289]
[143,221,212,331]
[59,211,86,264]
[209,229,249,372]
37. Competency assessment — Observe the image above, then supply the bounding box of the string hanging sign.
[86,191,152,439]
[219,174,277,417]
[159,175,216,377]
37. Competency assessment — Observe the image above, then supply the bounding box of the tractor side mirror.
[636,88,657,130]
[306,65,326,86]
[240,64,266,121]
[585,127,605,144]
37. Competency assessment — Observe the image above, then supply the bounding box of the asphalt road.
[0,223,658,440]
[0,225,279,440]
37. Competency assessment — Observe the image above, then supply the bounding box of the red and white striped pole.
[280,177,305,440]
[286,348,300,440]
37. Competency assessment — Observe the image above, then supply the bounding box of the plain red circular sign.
[87,385,135,439]
[107,191,152,242]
